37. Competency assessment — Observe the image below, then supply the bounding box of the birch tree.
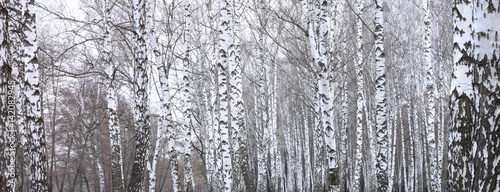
[423,0,438,191]
[0,2,16,190]
[0,4,5,191]
[181,0,195,190]
[6,0,23,190]
[314,1,338,191]
[204,86,216,191]
[256,31,268,192]
[128,0,151,191]
[374,0,388,191]
[163,48,182,192]
[449,0,500,191]
[353,0,365,190]
[145,7,158,192]
[217,0,235,190]
[102,0,125,190]
[16,0,49,190]
[228,2,249,190]
[299,0,325,190]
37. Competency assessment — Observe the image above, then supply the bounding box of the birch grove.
[1,0,498,191]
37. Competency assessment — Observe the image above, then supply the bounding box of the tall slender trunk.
[228,2,247,190]
[423,0,438,191]
[412,99,423,192]
[90,127,105,192]
[145,6,158,192]
[353,0,364,190]
[181,1,195,191]
[270,62,282,192]
[256,30,268,192]
[128,0,151,191]
[102,0,125,190]
[296,115,304,191]
[340,35,348,192]
[153,41,180,192]
[373,0,388,191]
[204,86,215,191]
[0,3,7,190]
[217,0,235,191]
[388,112,396,192]
[302,105,312,192]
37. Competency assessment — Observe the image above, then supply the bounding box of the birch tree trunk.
[153,42,180,192]
[1,2,19,189]
[257,30,268,192]
[6,1,23,190]
[0,3,9,190]
[165,76,181,192]
[145,8,158,192]
[353,0,365,190]
[412,99,423,192]
[271,62,282,192]
[89,127,105,192]
[228,3,248,190]
[181,1,195,191]
[374,0,388,191]
[448,1,473,190]
[302,106,312,192]
[128,0,151,191]
[102,0,125,190]
[19,0,49,190]
[217,0,235,191]
[423,0,439,191]
[314,1,339,191]
[449,0,500,191]
[206,82,217,191]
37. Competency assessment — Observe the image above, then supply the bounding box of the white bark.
[296,116,304,191]
[374,0,388,191]
[0,3,15,190]
[102,0,125,190]
[388,113,396,192]
[90,128,105,192]
[228,2,247,190]
[353,0,364,190]
[315,1,338,191]
[449,1,500,191]
[19,0,48,190]
[412,99,423,192]
[303,106,312,192]
[205,86,216,191]
[448,1,473,190]
[423,0,438,191]
[271,63,282,192]
[181,1,195,191]
[257,30,268,192]
[6,1,23,190]
[284,114,293,192]
[154,41,181,191]
[217,0,234,191]
[129,0,151,191]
